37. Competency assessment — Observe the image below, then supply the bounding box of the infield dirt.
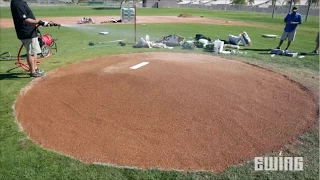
[0,15,257,28]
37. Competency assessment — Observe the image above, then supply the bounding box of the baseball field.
[0,5,319,180]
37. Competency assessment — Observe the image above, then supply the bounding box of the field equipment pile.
[228,31,252,46]
[132,34,184,49]
[77,17,95,24]
[130,33,251,54]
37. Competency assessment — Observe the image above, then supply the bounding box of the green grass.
[0,6,319,180]
[0,5,319,32]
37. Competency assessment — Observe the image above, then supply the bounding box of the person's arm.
[24,18,49,26]
[24,18,39,25]
[16,5,45,26]
[297,15,302,24]
[290,16,302,25]
[284,14,291,24]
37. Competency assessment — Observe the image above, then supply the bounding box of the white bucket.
[214,40,224,54]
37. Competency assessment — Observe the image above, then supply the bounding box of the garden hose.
[16,23,59,72]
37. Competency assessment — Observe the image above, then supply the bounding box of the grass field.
[0,5,319,180]
[0,5,319,31]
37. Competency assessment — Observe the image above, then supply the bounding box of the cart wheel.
[41,45,50,57]
[0,52,12,60]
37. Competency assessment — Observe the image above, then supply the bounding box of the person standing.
[276,6,302,51]
[11,0,50,77]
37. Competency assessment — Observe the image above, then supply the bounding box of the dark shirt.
[11,0,37,40]
[284,13,302,32]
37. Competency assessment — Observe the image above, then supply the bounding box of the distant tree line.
[230,0,318,7]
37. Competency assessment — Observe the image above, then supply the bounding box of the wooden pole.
[134,4,136,43]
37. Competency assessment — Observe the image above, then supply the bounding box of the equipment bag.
[204,43,214,52]
[181,41,195,49]
[195,34,212,41]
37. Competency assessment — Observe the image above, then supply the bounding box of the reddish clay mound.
[15,52,317,172]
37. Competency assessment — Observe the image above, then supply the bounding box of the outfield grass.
[0,6,319,180]
[0,5,319,32]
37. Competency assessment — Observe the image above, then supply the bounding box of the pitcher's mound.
[15,52,317,172]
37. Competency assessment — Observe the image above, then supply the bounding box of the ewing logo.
[254,157,303,171]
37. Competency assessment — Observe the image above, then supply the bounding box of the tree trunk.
[305,0,312,21]
[272,0,277,18]
[120,0,124,9]
[288,0,294,14]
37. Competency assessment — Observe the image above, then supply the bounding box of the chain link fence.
[1,0,318,16]
[0,0,73,6]
[0,0,142,7]
[178,4,319,16]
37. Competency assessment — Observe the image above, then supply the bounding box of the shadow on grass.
[258,52,272,55]
[243,48,272,51]
[6,66,20,73]
[299,52,319,56]
[242,47,319,56]
[258,52,319,56]
[92,7,120,10]
[0,58,14,61]
[0,73,29,80]
[0,52,14,61]
[20,54,28,58]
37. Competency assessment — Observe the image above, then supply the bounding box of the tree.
[248,0,254,6]
[305,0,319,21]
[231,0,247,4]
[271,0,282,5]
[270,0,284,18]
[119,0,139,8]
[120,0,125,8]
[306,0,319,7]
[284,0,301,5]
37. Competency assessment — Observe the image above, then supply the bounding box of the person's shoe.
[30,72,44,78]
[35,68,44,74]
[275,47,280,49]
[311,50,318,54]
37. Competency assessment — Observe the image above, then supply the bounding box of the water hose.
[16,23,59,71]
[41,34,54,46]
